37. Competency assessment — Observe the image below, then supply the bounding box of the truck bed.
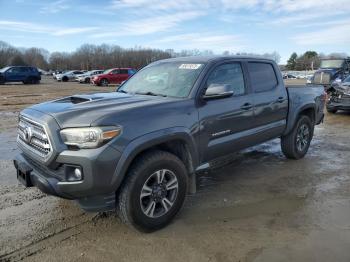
[284,85,325,134]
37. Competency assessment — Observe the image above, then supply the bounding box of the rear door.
[109,69,120,84]
[246,61,288,142]
[118,69,130,83]
[198,61,255,162]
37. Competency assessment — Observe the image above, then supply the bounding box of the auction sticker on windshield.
[179,64,202,69]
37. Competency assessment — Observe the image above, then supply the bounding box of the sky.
[0,0,350,64]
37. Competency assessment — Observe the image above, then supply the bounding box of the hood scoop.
[56,95,97,104]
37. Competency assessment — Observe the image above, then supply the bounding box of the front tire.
[62,76,68,82]
[281,115,314,159]
[117,150,188,232]
[100,78,109,86]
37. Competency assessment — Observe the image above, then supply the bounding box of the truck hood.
[29,92,171,128]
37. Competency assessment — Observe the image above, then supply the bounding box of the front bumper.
[91,78,100,85]
[14,144,122,212]
[327,95,350,111]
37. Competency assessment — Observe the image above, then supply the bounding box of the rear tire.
[117,150,188,232]
[281,115,314,159]
[23,77,33,84]
[326,107,337,114]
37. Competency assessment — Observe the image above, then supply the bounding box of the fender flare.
[110,127,199,191]
[283,103,316,135]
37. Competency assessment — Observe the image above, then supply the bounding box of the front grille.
[17,116,52,159]
[313,72,331,85]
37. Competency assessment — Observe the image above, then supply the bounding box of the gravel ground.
[0,77,349,262]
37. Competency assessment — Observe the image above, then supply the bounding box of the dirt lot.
[0,77,349,262]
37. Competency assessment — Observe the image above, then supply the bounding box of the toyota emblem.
[23,126,33,143]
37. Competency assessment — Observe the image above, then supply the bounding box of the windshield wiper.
[134,91,167,97]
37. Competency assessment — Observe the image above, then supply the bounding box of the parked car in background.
[312,58,350,91]
[0,66,41,84]
[38,69,50,76]
[296,74,307,79]
[283,74,297,79]
[306,75,314,84]
[76,70,104,83]
[53,70,65,79]
[55,70,85,82]
[91,68,136,86]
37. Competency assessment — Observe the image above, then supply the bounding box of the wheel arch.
[112,128,199,193]
[283,104,316,136]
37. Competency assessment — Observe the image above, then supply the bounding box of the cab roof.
[154,55,275,64]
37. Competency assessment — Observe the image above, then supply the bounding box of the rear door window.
[247,62,278,92]
[119,69,129,74]
[7,67,20,74]
[19,67,29,73]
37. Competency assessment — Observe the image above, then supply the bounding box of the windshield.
[103,69,113,74]
[118,62,205,97]
[0,67,10,73]
[320,60,344,69]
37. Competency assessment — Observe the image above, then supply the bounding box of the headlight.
[60,126,122,149]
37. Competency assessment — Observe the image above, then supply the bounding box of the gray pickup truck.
[14,56,325,232]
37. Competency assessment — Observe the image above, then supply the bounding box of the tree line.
[0,41,173,71]
[0,40,283,71]
[286,51,348,71]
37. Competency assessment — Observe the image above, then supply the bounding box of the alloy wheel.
[139,169,178,218]
[296,124,310,152]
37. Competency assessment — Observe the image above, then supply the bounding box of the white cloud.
[292,23,350,45]
[39,0,70,14]
[53,27,99,36]
[152,33,245,52]
[0,20,98,36]
[91,11,204,38]
[0,21,51,34]
[111,0,207,11]
[111,0,350,13]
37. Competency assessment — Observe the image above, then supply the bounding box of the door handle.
[240,103,253,110]
[276,97,285,103]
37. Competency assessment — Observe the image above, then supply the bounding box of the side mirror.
[203,84,234,100]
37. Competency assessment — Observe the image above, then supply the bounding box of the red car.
[91,68,136,86]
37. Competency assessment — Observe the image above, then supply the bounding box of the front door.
[198,62,255,163]
[5,67,24,82]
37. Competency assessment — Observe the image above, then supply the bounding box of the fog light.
[66,166,83,181]
[74,168,82,180]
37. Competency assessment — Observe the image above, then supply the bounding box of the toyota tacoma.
[14,56,325,232]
